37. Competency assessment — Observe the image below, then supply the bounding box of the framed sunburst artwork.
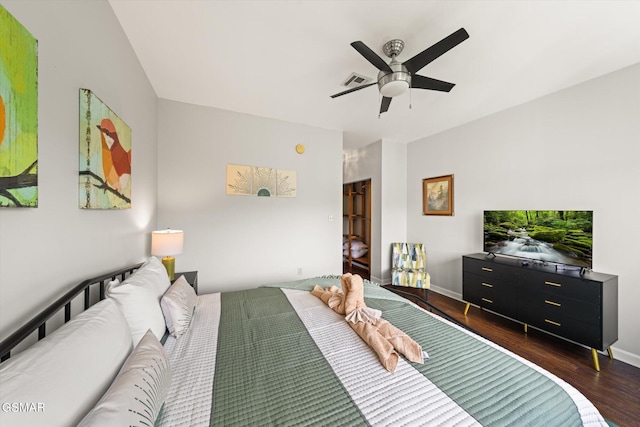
[252,166,276,197]
[276,169,296,197]
[226,164,252,195]
[226,164,297,198]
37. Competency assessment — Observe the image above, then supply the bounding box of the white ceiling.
[109,0,640,149]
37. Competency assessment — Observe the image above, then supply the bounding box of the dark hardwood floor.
[388,287,640,427]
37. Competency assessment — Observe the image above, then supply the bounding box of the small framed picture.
[423,174,454,216]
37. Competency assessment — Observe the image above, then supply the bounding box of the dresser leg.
[523,323,528,333]
[463,303,470,315]
[591,348,601,372]
[607,347,614,360]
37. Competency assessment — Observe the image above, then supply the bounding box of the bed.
[0,258,608,426]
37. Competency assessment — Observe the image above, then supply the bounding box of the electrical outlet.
[328,215,335,222]
[297,267,302,276]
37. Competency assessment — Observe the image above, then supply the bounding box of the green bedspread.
[366,298,581,426]
[211,287,367,426]
[197,277,598,426]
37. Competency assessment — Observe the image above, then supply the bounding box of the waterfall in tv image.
[483,210,593,269]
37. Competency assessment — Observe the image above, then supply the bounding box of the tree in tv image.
[483,210,593,268]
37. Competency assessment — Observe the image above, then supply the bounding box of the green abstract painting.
[0,5,38,207]
[79,88,132,209]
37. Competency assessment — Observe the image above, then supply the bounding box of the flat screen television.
[483,210,593,269]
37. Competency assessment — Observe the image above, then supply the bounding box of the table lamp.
[151,229,184,280]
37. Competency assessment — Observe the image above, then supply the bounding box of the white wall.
[407,63,640,366]
[0,0,158,342]
[157,99,343,293]
[343,140,408,283]
[380,141,407,283]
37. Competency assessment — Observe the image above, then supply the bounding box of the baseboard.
[427,287,640,369]
[610,347,640,369]
[429,285,462,302]
[371,275,388,285]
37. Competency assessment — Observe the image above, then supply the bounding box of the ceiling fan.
[331,28,469,115]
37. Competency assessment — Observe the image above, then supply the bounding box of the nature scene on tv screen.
[484,210,593,268]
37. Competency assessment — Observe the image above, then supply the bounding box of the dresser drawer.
[520,270,601,302]
[463,271,517,317]
[463,257,518,282]
[526,314,601,348]
[518,289,600,326]
[463,270,516,294]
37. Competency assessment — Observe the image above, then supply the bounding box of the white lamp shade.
[151,229,184,256]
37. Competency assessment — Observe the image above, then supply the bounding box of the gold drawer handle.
[481,267,493,272]
[545,281,562,287]
[545,300,561,307]
[481,298,493,304]
[481,282,493,288]
[545,319,561,327]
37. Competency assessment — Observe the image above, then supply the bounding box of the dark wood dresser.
[462,253,617,370]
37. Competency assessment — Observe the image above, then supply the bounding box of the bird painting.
[97,118,131,192]
[79,88,131,209]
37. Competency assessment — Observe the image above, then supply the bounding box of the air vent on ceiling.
[341,72,373,88]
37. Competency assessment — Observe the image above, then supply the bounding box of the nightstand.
[173,271,198,294]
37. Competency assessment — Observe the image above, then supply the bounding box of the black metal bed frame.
[0,263,143,362]
[0,268,481,364]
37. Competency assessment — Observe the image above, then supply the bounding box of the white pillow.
[161,275,197,337]
[350,240,368,250]
[78,329,172,426]
[106,278,166,346]
[0,299,132,427]
[122,256,171,302]
[344,246,368,259]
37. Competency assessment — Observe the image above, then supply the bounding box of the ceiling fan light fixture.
[379,79,409,97]
[377,61,411,97]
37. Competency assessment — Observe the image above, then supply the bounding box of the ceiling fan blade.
[380,96,392,114]
[330,82,376,98]
[404,28,469,74]
[411,75,456,92]
[351,41,392,73]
